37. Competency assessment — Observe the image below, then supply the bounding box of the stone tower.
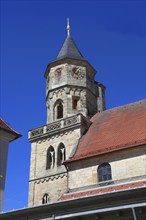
[28,20,106,207]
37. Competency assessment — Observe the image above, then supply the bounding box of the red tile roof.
[0,117,21,140]
[60,180,146,201]
[68,100,146,162]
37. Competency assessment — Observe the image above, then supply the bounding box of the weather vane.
[67,18,71,36]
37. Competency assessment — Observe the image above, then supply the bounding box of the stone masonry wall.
[29,174,67,206]
[68,145,146,190]
[28,128,80,206]
[28,59,105,206]
[46,63,99,123]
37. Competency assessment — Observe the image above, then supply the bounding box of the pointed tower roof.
[55,18,85,61]
[56,35,85,61]
[44,19,96,78]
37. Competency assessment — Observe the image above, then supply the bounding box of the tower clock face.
[71,67,85,80]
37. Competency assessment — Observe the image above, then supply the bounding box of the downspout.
[64,163,69,192]
[132,208,137,220]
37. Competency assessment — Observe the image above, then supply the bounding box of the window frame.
[57,143,66,166]
[46,146,55,169]
[42,193,49,204]
[57,102,63,119]
[72,96,80,110]
[53,99,64,120]
[97,162,112,183]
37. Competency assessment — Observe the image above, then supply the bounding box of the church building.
[0,20,146,220]
[28,18,106,206]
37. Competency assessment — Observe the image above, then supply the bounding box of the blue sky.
[1,0,145,212]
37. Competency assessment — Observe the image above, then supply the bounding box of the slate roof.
[60,180,146,201]
[55,35,85,61]
[0,117,21,140]
[68,99,146,162]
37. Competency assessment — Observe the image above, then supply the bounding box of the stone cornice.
[28,114,92,142]
[44,57,96,79]
[29,172,67,184]
[46,84,98,102]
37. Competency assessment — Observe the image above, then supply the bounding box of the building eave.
[0,118,22,142]
[44,57,96,79]
[0,186,146,220]
[64,140,146,164]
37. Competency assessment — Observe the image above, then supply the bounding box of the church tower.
[28,20,106,207]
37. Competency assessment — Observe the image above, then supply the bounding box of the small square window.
[72,96,79,110]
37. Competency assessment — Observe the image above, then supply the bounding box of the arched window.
[54,99,63,120]
[46,146,55,169]
[42,193,49,204]
[57,143,66,166]
[57,102,63,119]
[98,162,112,182]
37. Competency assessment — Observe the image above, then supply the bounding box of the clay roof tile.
[60,180,146,201]
[68,99,146,161]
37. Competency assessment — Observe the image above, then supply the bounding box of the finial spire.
[67,18,71,36]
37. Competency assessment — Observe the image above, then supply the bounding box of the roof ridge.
[107,99,146,111]
[91,99,146,121]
